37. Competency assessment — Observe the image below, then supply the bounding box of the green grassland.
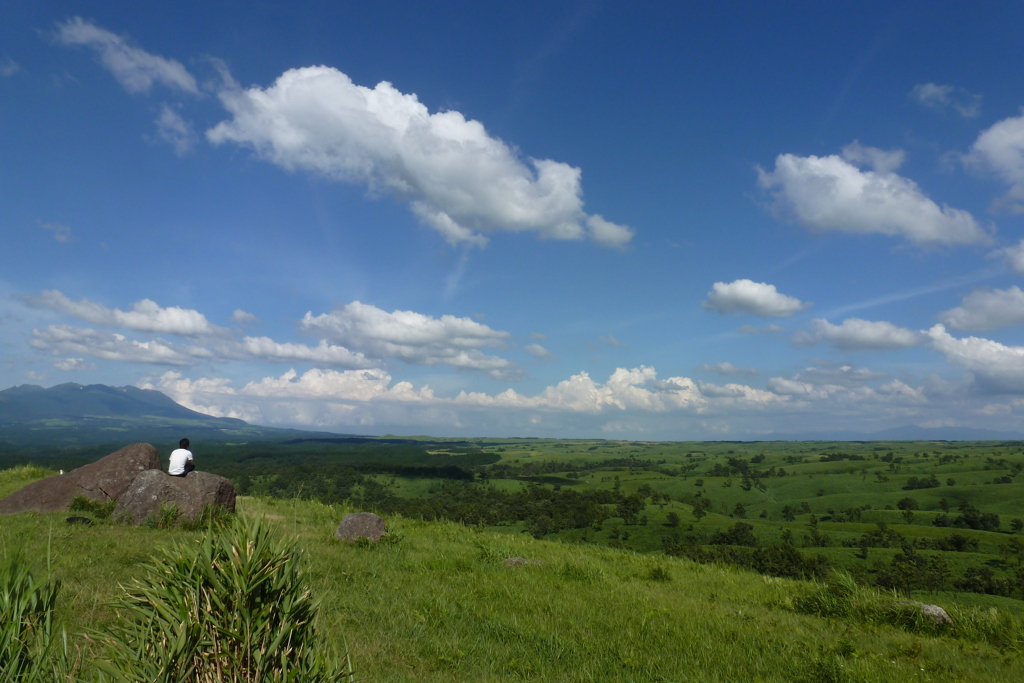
[2,465,1024,681]
[5,437,1024,679]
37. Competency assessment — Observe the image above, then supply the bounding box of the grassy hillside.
[2,465,1023,682]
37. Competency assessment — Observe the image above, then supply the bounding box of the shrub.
[69,495,116,520]
[94,516,354,682]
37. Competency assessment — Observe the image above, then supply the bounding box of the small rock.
[335,512,386,542]
[899,600,954,626]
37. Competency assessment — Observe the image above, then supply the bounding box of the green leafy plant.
[0,549,78,682]
[94,515,355,682]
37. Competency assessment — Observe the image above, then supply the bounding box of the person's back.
[168,438,194,476]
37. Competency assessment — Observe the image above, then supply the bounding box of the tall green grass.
[0,548,79,681]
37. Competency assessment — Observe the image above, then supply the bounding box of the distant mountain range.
[0,383,341,448]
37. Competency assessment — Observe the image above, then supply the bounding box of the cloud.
[794,318,924,350]
[939,286,1024,331]
[148,364,799,426]
[39,221,75,243]
[789,361,887,387]
[965,111,1024,214]
[28,290,223,337]
[207,66,631,248]
[231,309,259,323]
[0,58,20,78]
[600,334,626,347]
[758,145,990,245]
[927,324,1024,393]
[585,214,634,248]
[530,332,548,341]
[909,83,981,118]
[737,324,785,335]
[995,239,1024,275]
[155,104,196,155]
[839,140,905,174]
[696,361,758,378]
[524,343,554,360]
[237,336,373,368]
[766,377,814,396]
[703,279,809,317]
[299,301,519,379]
[53,357,95,371]
[55,17,198,94]
[30,325,208,365]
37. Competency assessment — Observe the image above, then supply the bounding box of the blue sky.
[6,1,1024,438]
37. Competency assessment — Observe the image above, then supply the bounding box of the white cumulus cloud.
[207,66,631,248]
[237,336,374,368]
[703,279,809,317]
[28,290,223,337]
[758,145,989,245]
[30,325,209,366]
[927,324,1024,393]
[794,318,924,350]
[55,17,198,94]
[300,301,518,379]
[966,110,1024,214]
[939,286,1024,331]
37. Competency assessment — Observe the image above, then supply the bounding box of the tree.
[901,509,915,524]
[666,511,681,528]
[897,497,919,511]
[1011,518,1024,534]
[733,502,747,519]
[939,498,951,513]
[692,506,706,522]
[781,505,797,522]
[947,478,956,487]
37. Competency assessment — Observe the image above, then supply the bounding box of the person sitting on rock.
[168,438,195,477]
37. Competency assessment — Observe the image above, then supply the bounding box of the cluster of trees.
[932,501,1001,532]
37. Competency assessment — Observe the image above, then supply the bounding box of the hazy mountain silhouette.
[0,383,341,447]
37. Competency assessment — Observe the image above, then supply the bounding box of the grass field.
[3,464,1024,682]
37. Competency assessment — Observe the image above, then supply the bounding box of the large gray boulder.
[335,512,386,542]
[0,443,161,514]
[113,470,236,525]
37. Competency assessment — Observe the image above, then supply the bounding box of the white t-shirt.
[168,448,194,475]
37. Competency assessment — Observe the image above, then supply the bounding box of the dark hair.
[179,438,190,449]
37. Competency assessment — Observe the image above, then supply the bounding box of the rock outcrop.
[334,512,386,542]
[0,443,161,514]
[113,469,236,525]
